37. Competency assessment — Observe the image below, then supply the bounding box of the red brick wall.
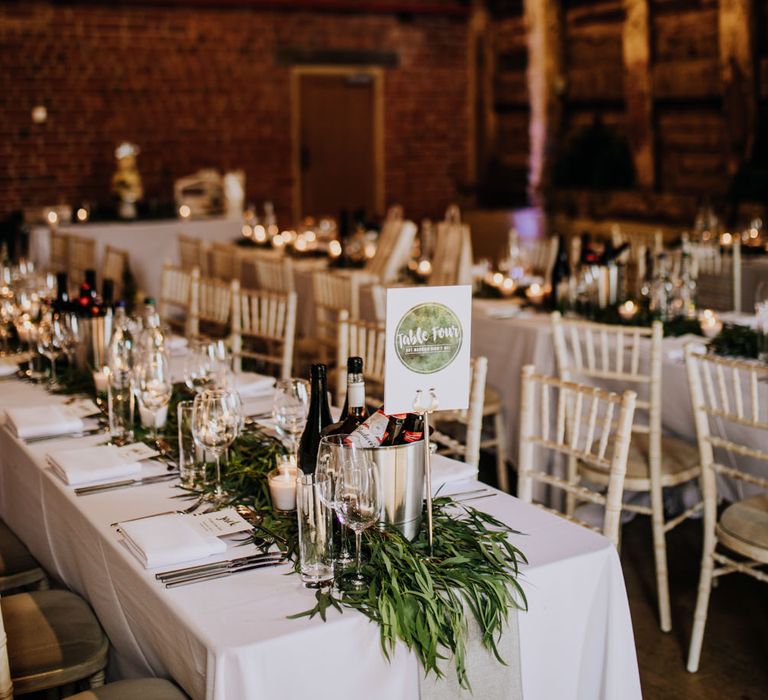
[0,2,469,222]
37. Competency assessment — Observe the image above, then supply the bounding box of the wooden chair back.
[159,265,193,333]
[178,234,208,275]
[312,270,364,364]
[0,595,12,699]
[189,273,234,337]
[67,234,96,287]
[694,239,742,312]
[210,242,241,281]
[431,356,488,469]
[255,255,295,294]
[49,231,69,273]
[336,310,386,406]
[431,212,473,286]
[366,205,417,283]
[231,287,297,379]
[102,245,129,300]
[517,365,637,546]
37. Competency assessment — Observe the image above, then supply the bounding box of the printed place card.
[116,443,160,462]
[191,507,252,537]
[384,285,472,415]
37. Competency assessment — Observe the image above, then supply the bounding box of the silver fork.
[110,497,207,527]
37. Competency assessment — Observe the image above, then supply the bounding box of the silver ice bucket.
[67,311,113,371]
[364,439,425,541]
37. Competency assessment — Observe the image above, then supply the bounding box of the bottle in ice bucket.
[322,356,368,437]
[346,408,425,447]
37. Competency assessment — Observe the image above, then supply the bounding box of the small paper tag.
[116,443,160,462]
[65,398,101,418]
[191,507,252,537]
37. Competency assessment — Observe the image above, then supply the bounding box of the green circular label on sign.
[395,302,463,374]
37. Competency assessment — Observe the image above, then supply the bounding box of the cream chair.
[551,312,701,632]
[254,255,295,294]
[210,242,241,281]
[0,589,108,696]
[517,365,637,547]
[431,357,488,470]
[67,233,96,287]
[188,273,234,339]
[178,234,208,275]
[231,286,297,379]
[336,310,386,407]
[310,270,366,366]
[694,238,742,312]
[158,265,194,335]
[49,231,69,274]
[685,349,768,672]
[102,245,130,300]
[0,521,47,593]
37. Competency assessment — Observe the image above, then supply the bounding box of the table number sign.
[384,285,472,415]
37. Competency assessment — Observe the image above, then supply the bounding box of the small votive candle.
[618,300,638,321]
[139,404,168,429]
[92,367,110,393]
[500,277,516,297]
[699,309,723,338]
[525,282,544,305]
[268,463,298,511]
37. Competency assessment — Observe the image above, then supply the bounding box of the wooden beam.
[622,0,654,189]
[524,0,564,203]
[718,0,756,177]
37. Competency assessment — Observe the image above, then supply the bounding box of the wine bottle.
[549,234,570,309]
[323,356,368,436]
[54,272,70,313]
[380,413,407,446]
[398,413,424,444]
[102,279,115,307]
[298,363,333,473]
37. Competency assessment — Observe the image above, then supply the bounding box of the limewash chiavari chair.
[335,310,386,407]
[178,234,208,275]
[188,273,234,339]
[66,234,96,287]
[431,357,488,470]
[102,245,129,300]
[517,365,637,547]
[49,231,69,274]
[0,589,108,696]
[0,521,47,593]
[254,254,295,294]
[694,238,742,313]
[551,312,701,631]
[159,264,194,335]
[685,349,768,672]
[431,205,473,286]
[365,205,417,284]
[210,242,241,281]
[231,286,297,379]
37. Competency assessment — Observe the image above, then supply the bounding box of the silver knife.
[75,472,180,496]
[164,559,286,588]
[25,426,107,444]
[156,552,283,582]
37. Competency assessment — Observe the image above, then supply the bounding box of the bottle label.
[346,410,389,448]
[403,430,423,443]
[348,382,366,409]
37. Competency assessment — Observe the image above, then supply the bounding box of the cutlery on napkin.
[74,472,180,496]
[6,405,86,440]
[47,444,144,486]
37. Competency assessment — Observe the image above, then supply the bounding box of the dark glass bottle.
[54,272,69,313]
[298,364,333,473]
[550,234,570,309]
[398,413,424,444]
[380,413,407,446]
[323,357,368,437]
[102,279,115,307]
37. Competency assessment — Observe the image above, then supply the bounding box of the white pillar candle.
[92,368,110,393]
[268,464,298,511]
[139,404,168,429]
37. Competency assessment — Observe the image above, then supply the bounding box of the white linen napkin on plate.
[120,513,227,569]
[430,455,478,493]
[5,405,85,440]
[664,334,707,363]
[233,372,276,398]
[46,444,142,486]
[0,358,19,377]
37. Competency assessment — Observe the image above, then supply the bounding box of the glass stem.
[214,453,222,497]
[50,357,56,383]
[355,531,362,578]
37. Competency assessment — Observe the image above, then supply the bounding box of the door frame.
[290,65,385,222]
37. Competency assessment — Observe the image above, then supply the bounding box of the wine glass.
[316,435,355,567]
[192,388,241,504]
[183,337,218,394]
[333,444,381,589]
[272,378,310,464]
[59,314,79,367]
[134,349,173,443]
[36,314,65,387]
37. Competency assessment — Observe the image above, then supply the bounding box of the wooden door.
[298,72,376,220]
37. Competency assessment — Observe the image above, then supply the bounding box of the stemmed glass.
[192,388,241,504]
[59,314,79,367]
[134,349,173,443]
[36,314,65,387]
[316,435,355,568]
[333,443,381,589]
[272,378,310,464]
[183,337,218,394]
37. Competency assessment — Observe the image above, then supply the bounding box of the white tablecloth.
[30,218,242,300]
[0,379,641,700]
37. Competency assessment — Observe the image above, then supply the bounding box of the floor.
[478,455,768,700]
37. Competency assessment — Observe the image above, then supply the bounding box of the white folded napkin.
[5,405,85,440]
[234,372,276,398]
[0,357,21,377]
[47,444,142,486]
[430,455,478,493]
[664,335,707,363]
[166,334,188,356]
[120,513,227,569]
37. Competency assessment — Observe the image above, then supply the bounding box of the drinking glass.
[108,371,135,445]
[272,378,310,463]
[334,444,381,589]
[183,337,218,394]
[316,435,354,567]
[134,350,173,442]
[296,472,334,588]
[36,314,64,387]
[192,388,241,504]
[178,400,205,488]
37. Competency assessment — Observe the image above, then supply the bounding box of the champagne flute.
[334,444,381,589]
[36,314,64,388]
[134,349,173,443]
[183,337,217,394]
[192,388,241,504]
[272,378,310,464]
[316,435,355,567]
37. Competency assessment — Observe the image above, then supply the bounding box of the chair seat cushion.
[68,678,189,700]
[0,519,39,577]
[2,590,107,680]
[718,493,768,559]
[624,433,700,482]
